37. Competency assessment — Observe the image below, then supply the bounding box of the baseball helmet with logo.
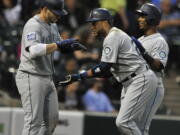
[136,3,162,25]
[86,8,113,26]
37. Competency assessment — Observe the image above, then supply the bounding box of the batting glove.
[58,72,88,86]
[56,38,87,53]
[70,42,87,51]
[56,38,77,46]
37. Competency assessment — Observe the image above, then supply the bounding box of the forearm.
[46,43,58,54]
[142,53,164,71]
[59,62,113,86]
[146,58,164,72]
[29,43,58,58]
[80,62,113,79]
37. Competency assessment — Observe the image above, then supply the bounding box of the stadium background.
[0,0,180,134]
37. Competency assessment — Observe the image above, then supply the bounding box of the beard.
[140,25,152,35]
[50,18,58,23]
[138,20,152,34]
[97,29,106,37]
[91,28,106,39]
[46,16,58,24]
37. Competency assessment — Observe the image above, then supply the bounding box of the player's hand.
[56,38,87,53]
[131,36,146,55]
[56,38,77,46]
[58,74,82,86]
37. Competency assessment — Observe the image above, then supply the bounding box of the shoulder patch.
[104,47,111,55]
[27,32,36,41]
[159,51,166,59]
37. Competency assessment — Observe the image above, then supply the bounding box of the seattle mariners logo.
[104,47,111,55]
[159,51,166,59]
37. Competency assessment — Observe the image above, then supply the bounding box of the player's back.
[101,27,148,82]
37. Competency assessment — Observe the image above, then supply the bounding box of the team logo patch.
[104,47,111,55]
[27,32,36,41]
[159,51,166,59]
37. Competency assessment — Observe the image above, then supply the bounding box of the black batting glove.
[56,38,87,53]
[56,38,77,47]
[58,72,87,86]
[58,74,81,86]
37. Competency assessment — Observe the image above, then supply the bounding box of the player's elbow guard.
[29,43,47,58]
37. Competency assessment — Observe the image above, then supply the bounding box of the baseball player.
[59,8,158,135]
[15,0,86,135]
[131,3,169,134]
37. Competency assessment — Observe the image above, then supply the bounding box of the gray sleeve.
[151,40,169,67]
[101,32,120,63]
[23,22,42,49]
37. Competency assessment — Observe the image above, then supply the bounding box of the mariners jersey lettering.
[138,33,169,77]
[101,27,147,82]
[18,15,61,75]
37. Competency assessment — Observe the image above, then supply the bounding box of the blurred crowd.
[0,0,180,114]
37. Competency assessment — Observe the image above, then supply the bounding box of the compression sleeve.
[29,43,47,58]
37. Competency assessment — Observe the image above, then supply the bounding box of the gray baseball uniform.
[15,15,60,135]
[101,27,158,135]
[138,33,169,135]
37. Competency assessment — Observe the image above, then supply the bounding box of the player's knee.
[116,119,127,134]
[116,118,135,135]
[116,118,123,129]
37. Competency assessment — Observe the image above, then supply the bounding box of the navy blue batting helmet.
[136,3,162,25]
[86,8,113,26]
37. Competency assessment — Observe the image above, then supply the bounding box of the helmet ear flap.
[149,19,156,25]
[145,18,153,25]
[146,17,159,26]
